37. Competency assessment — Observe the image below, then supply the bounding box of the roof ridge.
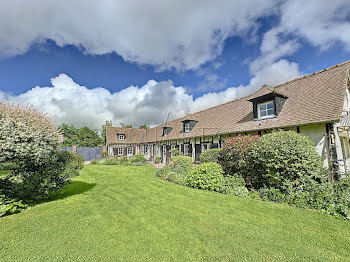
[274,59,350,89]
[139,59,350,133]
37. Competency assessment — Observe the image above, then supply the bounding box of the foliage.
[129,154,147,165]
[218,135,259,177]
[139,124,150,129]
[0,103,62,167]
[169,148,181,157]
[91,155,147,166]
[120,123,132,128]
[6,151,84,201]
[249,131,322,189]
[153,156,161,164]
[0,194,27,217]
[0,162,16,171]
[259,176,350,220]
[59,124,103,147]
[155,156,192,186]
[220,175,249,196]
[200,148,222,163]
[172,156,192,170]
[186,162,224,192]
[101,120,112,143]
[0,103,82,202]
[156,165,188,186]
[101,151,108,159]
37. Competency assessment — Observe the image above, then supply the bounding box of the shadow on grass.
[49,181,96,201]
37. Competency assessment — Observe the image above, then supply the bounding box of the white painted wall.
[299,124,329,168]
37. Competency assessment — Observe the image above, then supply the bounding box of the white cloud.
[251,0,350,73]
[0,60,300,130]
[279,0,350,50]
[0,0,278,71]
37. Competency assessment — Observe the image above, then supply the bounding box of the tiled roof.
[106,60,350,145]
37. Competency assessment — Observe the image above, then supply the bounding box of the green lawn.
[1,165,349,261]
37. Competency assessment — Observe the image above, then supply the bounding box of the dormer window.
[118,134,125,141]
[258,101,275,119]
[248,85,288,121]
[162,126,173,136]
[184,122,190,133]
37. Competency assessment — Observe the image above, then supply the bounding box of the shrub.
[169,148,181,157]
[0,103,84,201]
[156,166,187,185]
[218,135,260,177]
[220,175,249,196]
[172,156,192,170]
[129,154,147,165]
[154,156,161,164]
[0,194,27,217]
[200,149,222,163]
[0,103,62,167]
[187,162,224,192]
[101,152,108,159]
[8,151,84,201]
[249,131,322,190]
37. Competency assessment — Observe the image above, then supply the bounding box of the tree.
[139,124,149,129]
[101,120,112,143]
[59,124,103,147]
[120,123,133,128]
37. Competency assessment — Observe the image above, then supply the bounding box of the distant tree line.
[59,124,104,147]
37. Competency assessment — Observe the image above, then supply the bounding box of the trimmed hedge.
[200,149,222,163]
[249,131,322,189]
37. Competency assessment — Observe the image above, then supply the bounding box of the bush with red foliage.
[218,135,260,180]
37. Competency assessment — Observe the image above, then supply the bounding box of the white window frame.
[118,147,124,156]
[184,144,189,156]
[118,134,125,141]
[184,123,190,133]
[258,100,275,120]
[171,144,176,158]
[127,146,133,156]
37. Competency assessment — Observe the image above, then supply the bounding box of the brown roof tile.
[106,60,350,144]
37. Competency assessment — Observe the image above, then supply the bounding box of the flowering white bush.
[0,103,81,201]
[0,103,62,166]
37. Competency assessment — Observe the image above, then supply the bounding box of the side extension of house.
[106,60,350,175]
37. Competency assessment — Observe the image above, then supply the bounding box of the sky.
[0,0,350,131]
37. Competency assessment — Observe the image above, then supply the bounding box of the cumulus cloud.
[0,0,278,71]
[251,0,350,73]
[0,60,300,130]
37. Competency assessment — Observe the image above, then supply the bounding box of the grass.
[0,165,349,262]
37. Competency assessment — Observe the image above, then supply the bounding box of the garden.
[157,132,350,220]
[1,102,350,261]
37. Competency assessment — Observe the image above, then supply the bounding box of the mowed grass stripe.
[0,165,349,261]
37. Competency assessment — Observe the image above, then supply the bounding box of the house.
[106,60,350,174]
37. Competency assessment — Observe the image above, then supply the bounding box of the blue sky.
[0,1,349,130]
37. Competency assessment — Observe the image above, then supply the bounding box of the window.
[145,145,148,154]
[171,144,176,157]
[203,144,209,151]
[184,144,189,156]
[118,147,124,156]
[184,123,190,133]
[118,134,125,141]
[258,101,274,119]
[127,147,133,156]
